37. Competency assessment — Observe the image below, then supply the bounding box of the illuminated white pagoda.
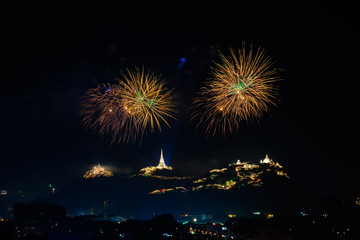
[157,148,168,169]
[139,148,172,176]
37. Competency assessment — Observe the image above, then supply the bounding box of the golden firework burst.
[81,68,176,143]
[192,44,281,136]
[117,68,177,133]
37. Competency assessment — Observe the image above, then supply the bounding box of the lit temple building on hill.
[83,164,113,179]
[149,154,289,194]
[156,149,169,169]
[260,154,284,169]
[139,148,173,176]
[230,155,282,169]
[260,154,273,164]
[190,154,289,191]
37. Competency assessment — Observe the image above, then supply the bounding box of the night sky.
[1,3,358,206]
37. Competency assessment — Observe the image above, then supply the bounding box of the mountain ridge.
[30,155,323,220]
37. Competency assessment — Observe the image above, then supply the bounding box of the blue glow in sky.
[177,57,186,68]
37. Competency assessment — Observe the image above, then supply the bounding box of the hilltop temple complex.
[230,154,284,169]
[149,154,289,194]
[83,164,113,179]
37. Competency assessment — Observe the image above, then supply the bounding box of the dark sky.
[1,3,358,204]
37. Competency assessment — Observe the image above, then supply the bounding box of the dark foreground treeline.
[1,208,360,240]
[1,213,185,240]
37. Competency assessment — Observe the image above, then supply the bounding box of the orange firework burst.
[81,68,176,143]
[192,44,281,136]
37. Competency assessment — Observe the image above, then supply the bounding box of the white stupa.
[139,148,172,176]
[260,154,273,164]
[156,148,168,169]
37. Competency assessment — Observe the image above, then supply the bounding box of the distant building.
[230,159,257,169]
[104,200,116,208]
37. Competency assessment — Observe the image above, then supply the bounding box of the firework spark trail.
[192,44,281,136]
[81,68,176,143]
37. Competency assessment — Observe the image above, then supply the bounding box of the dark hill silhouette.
[29,162,326,220]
